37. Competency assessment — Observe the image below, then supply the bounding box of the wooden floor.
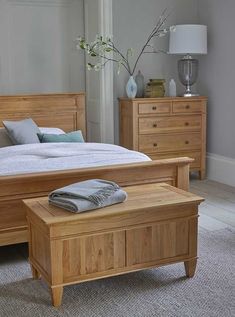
[190,177,235,230]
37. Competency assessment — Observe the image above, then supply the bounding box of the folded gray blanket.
[48,179,127,213]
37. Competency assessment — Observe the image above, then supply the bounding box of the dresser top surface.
[119,96,207,101]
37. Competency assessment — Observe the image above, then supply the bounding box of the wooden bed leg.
[51,286,63,307]
[199,170,206,180]
[30,264,40,279]
[184,259,197,278]
[176,164,190,191]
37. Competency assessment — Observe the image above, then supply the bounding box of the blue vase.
[126,76,137,98]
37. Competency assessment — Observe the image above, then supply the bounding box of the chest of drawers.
[119,97,207,179]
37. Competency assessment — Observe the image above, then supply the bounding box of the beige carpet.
[0,227,234,317]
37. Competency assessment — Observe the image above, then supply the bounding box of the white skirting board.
[207,153,235,187]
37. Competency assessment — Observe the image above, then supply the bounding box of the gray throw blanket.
[48,179,127,213]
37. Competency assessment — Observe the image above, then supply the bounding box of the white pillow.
[39,127,65,135]
[0,128,13,147]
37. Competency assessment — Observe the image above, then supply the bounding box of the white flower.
[127,48,133,57]
[95,34,102,41]
[170,25,176,32]
[94,63,102,71]
[87,63,92,70]
[104,36,111,42]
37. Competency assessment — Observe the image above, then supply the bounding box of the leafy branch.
[76,9,174,76]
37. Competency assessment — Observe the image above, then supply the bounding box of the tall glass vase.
[126,76,137,98]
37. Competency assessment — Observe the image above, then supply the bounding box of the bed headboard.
[0,93,86,138]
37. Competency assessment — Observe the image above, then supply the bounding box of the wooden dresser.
[119,97,207,179]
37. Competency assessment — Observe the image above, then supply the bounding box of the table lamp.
[169,24,207,97]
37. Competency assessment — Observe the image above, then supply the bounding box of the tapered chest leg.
[51,286,63,307]
[30,264,40,279]
[184,259,197,278]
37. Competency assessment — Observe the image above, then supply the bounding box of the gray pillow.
[3,118,41,145]
[0,128,13,147]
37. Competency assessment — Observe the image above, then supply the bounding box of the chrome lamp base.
[183,86,199,97]
[183,93,199,97]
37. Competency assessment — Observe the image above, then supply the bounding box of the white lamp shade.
[169,24,207,55]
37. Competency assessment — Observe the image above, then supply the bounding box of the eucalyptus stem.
[109,41,131,74]
[77,8,171,76]
[99,54,130,73]
[131,12,169,75]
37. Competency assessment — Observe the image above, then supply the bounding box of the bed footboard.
[0,157,192,246]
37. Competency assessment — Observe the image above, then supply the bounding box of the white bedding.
[0,142,150,176]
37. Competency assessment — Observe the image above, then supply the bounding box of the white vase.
[169,78,177,97]
[126,76,137,98]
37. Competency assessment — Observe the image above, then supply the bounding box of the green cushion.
[37,130,84,143]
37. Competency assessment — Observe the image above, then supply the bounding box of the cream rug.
[0,228,234,317]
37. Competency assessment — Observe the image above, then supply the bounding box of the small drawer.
[139,102,171,114]
[173,101,202,113]
[139,115,201,134]
[139,133,201,153]
[149,151,201,169]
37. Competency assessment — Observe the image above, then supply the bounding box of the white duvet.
[0,143,150,176]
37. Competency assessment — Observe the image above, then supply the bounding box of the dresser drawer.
[139,133,201,153]
[139,115,201,134]
[173,101,202,113]
[139,102,171,114]
[149,151,201,169]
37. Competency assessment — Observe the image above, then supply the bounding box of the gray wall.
[198,0,235,158]
[0,0,85,95]
[112,0,198,143]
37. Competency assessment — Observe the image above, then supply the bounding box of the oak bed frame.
[0,93,192,247]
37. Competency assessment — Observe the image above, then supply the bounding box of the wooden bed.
[0,93,193,247]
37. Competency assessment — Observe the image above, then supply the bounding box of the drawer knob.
[153,123,157,128]
[152,106,157,110]
[185,122,189,126]
[153,143,158,147]
[186,105,190,109]
[185,140,189,144]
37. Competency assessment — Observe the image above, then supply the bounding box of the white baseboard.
[207,153,235,187]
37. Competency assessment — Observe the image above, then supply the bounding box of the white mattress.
[0,142,150,176]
